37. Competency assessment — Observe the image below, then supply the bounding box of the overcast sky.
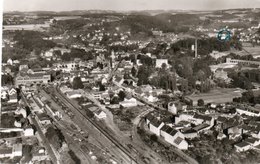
[3,0,260,12]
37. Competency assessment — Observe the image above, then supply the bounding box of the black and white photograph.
[1,0,260,164]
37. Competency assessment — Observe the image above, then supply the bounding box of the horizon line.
[3,7,259,13]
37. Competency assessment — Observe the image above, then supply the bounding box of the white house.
[14,120,22,128]
[60,86,73,93]
[119,97,137,108]
[146,114,165,136]
[236,107,260,117]
[251,131,260,139]
[156,59,169,68]
[235,142,251,152]
[7,58,13,65]
[0,148,13,158]
[66,90,82,99]
[8,94,18,103]
[144,94,158,103]
[160,125,188,150]
[149,120,165,136]
[1,91,8,100]
[8,88,17,95]
[24,127,34,136]
[94,109,107,119]
[217,132,227,140]
[12,144,22,157]
[15,108,27,118]
[0,144,22,159]
[168,102,177,115]
[245,138,260,147]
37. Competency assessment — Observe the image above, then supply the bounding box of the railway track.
[53,86,140,164]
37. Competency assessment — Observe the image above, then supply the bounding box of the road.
[112,82,199,164]
[53,85,140,164]
[131,108,171,164]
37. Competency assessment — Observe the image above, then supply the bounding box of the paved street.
[113,83,199,164]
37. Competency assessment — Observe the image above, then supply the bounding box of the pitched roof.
[174,137,184,145]
[161,125,169,132]
[217,116,227,123]
[0,148,12,154]
[235,141,250,148]
[169,129,178,136]
[193,113,212,121]
[162,125,178,136]
[146,114,163,128]
[150,119,163,128]
[193,123,210,131]
[245,137,259,144]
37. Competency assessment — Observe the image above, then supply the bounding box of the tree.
[111,96,120,104]
[99,84,105,91]
[118,91,126,101]
[161,63,167,71]
[150,134,158,142]
[61,52,71,61]
[137,66,151,86]
[72,77,84,89]
[131,67,137,77]
[68,150,80,164]
[197,99,204,106]
[53,50,62,57]
[45,127,64,150]
[2,74,14,85]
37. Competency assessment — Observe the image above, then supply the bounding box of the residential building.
[94,109,107,119]
[236,106,260,117]
[66,90,82,99]
[235,142,251,152]
[155,59,169,68]
[160,125,188,150]
[15,72,51,86]
[119,97,137,108]
[24,127,34,136]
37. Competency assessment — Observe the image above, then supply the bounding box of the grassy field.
[186,88,245,105]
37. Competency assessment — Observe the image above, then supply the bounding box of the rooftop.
[235,141,250,148]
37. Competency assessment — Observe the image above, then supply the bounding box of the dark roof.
[165,126,174,133]
[235,141,250,148]
[146,113,155,121]
[193,123,210,131]
[36,113,50,121]
[217,116,227,123]
[174,137,184,145]
[245,138,259,144]
[193,113,212,121]
[115,76,123,83]
[0,148,12,154]
[161,125,169,132]
[181,127,197,134]
[150,119,163,128]
[169,129,178,136]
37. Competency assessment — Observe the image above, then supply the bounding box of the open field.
[186,88,245,106]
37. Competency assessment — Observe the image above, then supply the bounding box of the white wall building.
[155,59,169,68]
[119,97,137,108]
[235,142,251,152]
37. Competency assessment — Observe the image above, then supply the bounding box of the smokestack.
[195,38,198,58]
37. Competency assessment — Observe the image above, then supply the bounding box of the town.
[1,4,260,164]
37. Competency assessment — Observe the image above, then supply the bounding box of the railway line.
[53,85,141,164]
